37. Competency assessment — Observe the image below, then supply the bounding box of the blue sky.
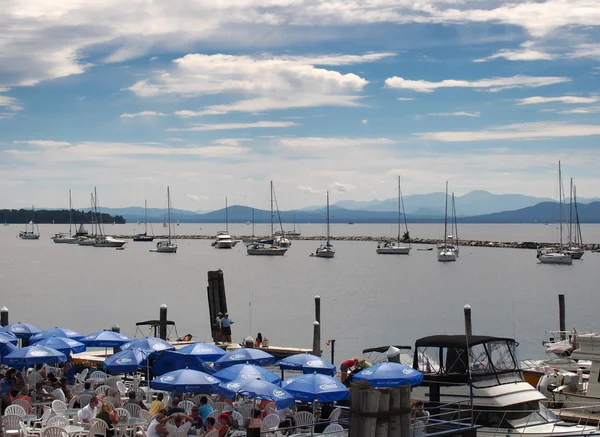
[1,0,599,211]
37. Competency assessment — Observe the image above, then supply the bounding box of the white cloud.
[385,75,571,93]
[416,121,600,142]
[14,140,71,147]
[186,193,209,202]
[474,42,555,63]
[298,186,322,194]
[330,182,356,192]
[149,57,159,61]
[397,98,414,101]
[424,111,480,117]
[516,96,599,105]
[362,119,368,124]
[569,44,600,59]
[167,121,298,131]
[280,52,396,66]
[0,91,23,112]
[279,137,393,149]
[557,106,600,114]
[120,111,168,118]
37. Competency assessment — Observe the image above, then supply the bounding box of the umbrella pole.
[311,399,315,437]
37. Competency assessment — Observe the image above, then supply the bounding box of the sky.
[1,0,599,212]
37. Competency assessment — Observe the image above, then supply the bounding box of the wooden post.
[375,389,390,437]
[207,270,228,342]
[0,307,8,327]
[399,385,411,437]
[559,294,566,339]
[359,388,381,437]
[159,304,167,340]
[314,295,321,357]
[312,322,320,356]
[350,381,370,437]
[464,304,472,337]
[388,387,401,437]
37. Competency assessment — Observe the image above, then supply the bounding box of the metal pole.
[314,296,321,357]
[0,307,8,327]
[159,304,168,340]
[330,339,335,366]
[312,322,320,356]
[464,304,472,337]
[464,304,474,426]
[559,294,566,339]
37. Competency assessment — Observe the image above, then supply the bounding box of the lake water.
[1,223,599,366]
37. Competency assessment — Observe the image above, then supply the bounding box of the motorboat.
[411,334,597,436]
[313,191,335,258]
[94,236,126,248]
[377,176,411,255]
[213,231,234,249]
[437,182,459,262]
[76,236,96,246]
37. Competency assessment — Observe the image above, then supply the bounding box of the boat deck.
[551,409,600,426]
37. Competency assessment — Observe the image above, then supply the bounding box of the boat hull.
[156,245,177,253]
[437,250,457,262]
[94,237,126,248]
[566,249,584,260]
[539,253,572,265]
[315,247,335,258]
[52,237,77,244]
[214,241,233,249]
[376,246,411,255]
[19,234,40,240]
[247,247,287,256]
[133,235,154,242]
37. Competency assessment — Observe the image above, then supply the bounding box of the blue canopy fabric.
[0,332,18,345]
[0,342,18,360]
[34,337,86,354]
[120,337,174,355]
[149,369,220,393]
[81,331,131,347]
[214,363,281,384]
[152,351,216,376]
[103,348,149,373]
[176,343,227,362]
[0,323,42,339]
[352,362,424,388]
[214,348,276,369]
[217,378,295,409]
[30,328,85,343]
[277,354,336,376]
[3,345,66,367]
[281,373,349,403]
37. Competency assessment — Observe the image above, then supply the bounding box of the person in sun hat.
[217,413,232,437]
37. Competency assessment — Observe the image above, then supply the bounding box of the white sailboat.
[76,193,97,245]
[155,186,177,253]
[565,179,584,259]
[18,206,40,240]
[437,182,459,262]
[52,190,77,244]
[133,200,154,242]
[377,176,411,255]
[313,191,335,258]
[88,188,126,248]
[275,213,301,238]
[247,181,287,256]
[212,197,233,249]
[537,162,572,265]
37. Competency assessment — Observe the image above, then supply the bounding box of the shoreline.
[110,234,600,251]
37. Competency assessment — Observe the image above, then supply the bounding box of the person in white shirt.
[147,414,169,437]
[78,396,100,424]
[165,415,192,435]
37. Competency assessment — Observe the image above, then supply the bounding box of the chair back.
[67,397,78,409]
[328,407,342,422]
[230,411,243,428]
[42,426,68,437]
[11,398,32,412]
[237,404,253,421]
[294,411,315,428]
[77,394,93,408]
[214,402,228,414]
[203,430,217,437]
[88,420,108,437]
[71,383,85,395]
[39,407,55,426]
[77,368,89,383]
[266,407,277,417]
[5,405,26,417]
[178,400,194,414]
[27,372,43,387]
[47,416,69,428]
[323,423,344,435]
[137,409,152,422]
[105,376,121,389]
[262,413,280,430]
[263,402,276,412]
[1,415,22,431]
[52,400,67,411]
[123,403,141,418]
[45,366,62,377]
[115,408,131,421]
[20,421,34,437]
[116,381,128,395]
[88,371,107,381]
[94,385,111,396]
[207,411,220,420]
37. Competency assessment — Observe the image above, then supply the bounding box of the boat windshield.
[475,402,558,429]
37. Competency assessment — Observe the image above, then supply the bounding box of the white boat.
[19,207,40,240]
[377,176,411,255]
[84,188,126,248]
[154,186,177,253]
[94,235,127,247]
[565,180,584,260]
[274,235,291,247]
[52,189,77,244]
[76,236,96,246]
[212,197,233,249]
[275,214,301,238]
[313,191,335,258]
[411,334,597,437]
[247,181,287,256]
[437,182,458,262]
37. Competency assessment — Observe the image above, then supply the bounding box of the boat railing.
[415,400,479,436]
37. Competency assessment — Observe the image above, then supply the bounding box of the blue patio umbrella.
[0,322,42,339]
[34,337,87,354]
[176,342,227,362]
[277,354,336,376]
[0,332,18,345]
[152,351,216,376]
[214,348,276,369]
[214,363,281,384]
[120,337,174,355]
[149,369,220,393]
[352,362,424,388]
[217,378,295,409]
[3,345,66,367]
[80,331,131,347]
[30,327,85,343]
[103,348,149,373]
[281,373,349,403]
[0,342,18,360]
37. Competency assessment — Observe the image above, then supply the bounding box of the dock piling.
[0,307,8,327]
[312,321,320,356]
[111,324,121,354]
[207,270,229,343]
[559,294,566,339]
[159,304,167,340]
[464,304,472,337]
[314,295,321,357]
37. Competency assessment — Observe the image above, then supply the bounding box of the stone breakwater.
[114,235,600,251]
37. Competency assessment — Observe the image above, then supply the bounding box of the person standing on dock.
[221,313,234,343]
[340,358,358,384]
[215,312,223,344]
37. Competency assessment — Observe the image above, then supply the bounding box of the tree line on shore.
[0,209,126,224]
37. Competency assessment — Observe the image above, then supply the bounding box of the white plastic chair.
[42,427,68,437]
[95,385,111,396]
[20,421,42,437]
[263,413,280,431]
[116,381,128,395]
[115,408,131,421]
[323,423,344,435]
[88,421,109,437]
[203,430,217,437]
[77,394,93,408]
[33,407,55,428]
[294,411,315,433]
[230,411,244,429]
[105,376,121,390]
[71,384,85,395]
[47,416,70,428]
[207,411,220,420]
[327,407,342,423]
[52,400,68,411]
[12,398,32,412]
[5,405,27,417]
[88,371,107,381]
[178,400,194,414]
[76,368,89,384]
[214,402,228,414]
[237,404,253,421]
[1,415,22,437]
[137,409,151,422]
[123,403,141,418]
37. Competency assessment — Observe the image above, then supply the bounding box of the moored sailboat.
[212,197,233,249]
[377,176,411,255]
[154,186,177,253]
[18,207,40,240]
[52,189,77,244]
[437,182,458,262]
[133,199,154,242]
[313,191,335,258]
[247,181,287,256]
[564,180,584,260]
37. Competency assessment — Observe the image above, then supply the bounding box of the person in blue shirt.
[220,313,233,343]
[198,396,213,423]
[0,368,17,394]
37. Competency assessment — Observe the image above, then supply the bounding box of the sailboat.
[437,182,459,262]
[247,181,287,256]
[3,213,9,226]
[89,188,126,248]
[18,206,40,240]
[154,186,177,253]
[377,176,411,255]
[564,179,584,259]
[133,200,154,242]
[276,213,301,238]
[51,190,77,243]
[313,191,335,258]
[537,162,572,265]
[76,194,97,245]
[212,197,233,249]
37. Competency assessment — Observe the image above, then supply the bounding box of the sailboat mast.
[270,181,274,239]
[167,186,172,243]
[144,199,148,234]
[326,191,330,245]
[452,193,458,248]
[569,178,573,245]
[443,181,448,246]
[225,197,229,233]
[574,185,583,245]
[558,162,563,246]
[252,208,255,237]
[397,176,401,243]
[68,189,73,237]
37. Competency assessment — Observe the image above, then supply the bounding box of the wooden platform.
[72,341,312,366]
[551,409,600,426]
